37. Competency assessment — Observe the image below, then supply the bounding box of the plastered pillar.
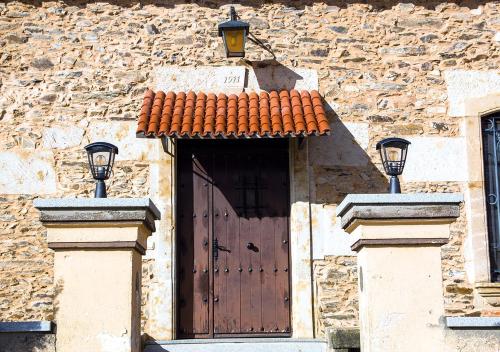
[336,193,463,352]
[34,198,160,352]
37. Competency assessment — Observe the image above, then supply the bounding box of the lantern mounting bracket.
[247,32,276,60]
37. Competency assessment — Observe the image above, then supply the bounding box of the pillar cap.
[336,193,463,231]
[34,198,161,232]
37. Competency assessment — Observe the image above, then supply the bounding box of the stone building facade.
[1,0,500,350]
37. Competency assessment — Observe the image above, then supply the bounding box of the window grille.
[481,115,500,282]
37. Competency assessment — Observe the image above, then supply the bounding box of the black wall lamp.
[376,137,411,194]
[218,6,274,59]
[84,142,118,198]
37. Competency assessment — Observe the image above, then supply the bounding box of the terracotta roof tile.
[204,93,216,136]
[193,92,206,135]
[279,90,294,135]
[158,91,175,136]
[259,91,271,136]
[137,89,154,135]
[215,93,227,136]
[227,94,238,136]
[248,92,260,136]
[170,91,186,136]
[137,89,330,138]
[148,91,165,136]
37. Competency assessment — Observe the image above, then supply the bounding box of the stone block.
[86,121,158,161]
[445,70,500,117]
[327,327,360,349]
[337,193,463,230]
[403,137,468,182]
[309,122,370,167]
[0,150,57,194]
[34,198,161,233]
[311,204,357,259]
[42,125,85,149]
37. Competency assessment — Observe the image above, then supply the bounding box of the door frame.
[174,139,292,339]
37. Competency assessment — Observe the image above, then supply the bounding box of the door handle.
[213,238,219,260]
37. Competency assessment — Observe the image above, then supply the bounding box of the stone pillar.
[34,198,160,352]
[336,194,462,352]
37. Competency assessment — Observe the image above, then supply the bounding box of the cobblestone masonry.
[314,256,359,337]
[1,0,500,337]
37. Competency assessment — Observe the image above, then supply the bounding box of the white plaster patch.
[42,125,85,149]
[444,70,500,117]
[309,121,370,167]
[155,66,246,94]
[0,150,57,194]
[403,137,468,182]
[86,121,158,161]
[311,204,358,259]
[246,67,318,92]
[494,32,500,42]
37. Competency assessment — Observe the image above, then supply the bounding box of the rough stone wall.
[141,258,155,333]
[0,0,499,338]
[313,256,358,337]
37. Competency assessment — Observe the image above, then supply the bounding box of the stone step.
[144,338,327,352]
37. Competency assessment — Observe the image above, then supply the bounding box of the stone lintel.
[336,193,463,231]
[34,198,161,232]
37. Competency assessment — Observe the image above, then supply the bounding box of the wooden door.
[177,140,291,339]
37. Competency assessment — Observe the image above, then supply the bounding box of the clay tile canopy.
[136,89,330,138]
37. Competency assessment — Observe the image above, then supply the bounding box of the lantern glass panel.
[378,142,409,176]
[386,147,401,162]
[223,29,246,56]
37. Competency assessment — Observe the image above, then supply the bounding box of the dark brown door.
[177,139,291,339]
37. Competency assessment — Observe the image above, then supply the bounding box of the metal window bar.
[481,116,500,281]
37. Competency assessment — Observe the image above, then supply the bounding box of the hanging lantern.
[218,6,250,58]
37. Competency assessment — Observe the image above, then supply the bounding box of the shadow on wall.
[247,60,388,205]
[309,96,388,205]
[249,60,304,92]
[0,333,56,352]
[7,0,491,10]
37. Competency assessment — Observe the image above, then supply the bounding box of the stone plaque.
[154,66,246,94]
[445,70,500,117]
